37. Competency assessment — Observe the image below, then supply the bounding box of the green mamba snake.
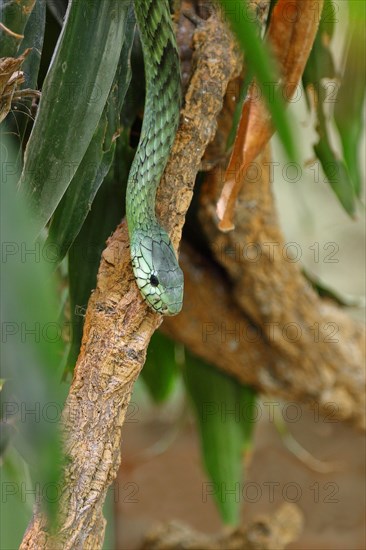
[126,0,183,315]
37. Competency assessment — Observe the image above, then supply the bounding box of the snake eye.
[150,274,159,287]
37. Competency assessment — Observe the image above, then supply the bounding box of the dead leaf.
[0,48,31,123]
[217,0,324,231]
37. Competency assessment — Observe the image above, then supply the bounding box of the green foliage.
[184,353,257,525]
[142,332,179,403]
[219,0,296,160]
[334,1,366,197]
[303,0,364,216]
[18,0,131,238]
[1,447,32,549]
[1,133,66,538]
[47,7,136,263]
[13,0,46,141]
[0,0,36,57]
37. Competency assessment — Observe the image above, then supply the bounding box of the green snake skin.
[126,0,183,315]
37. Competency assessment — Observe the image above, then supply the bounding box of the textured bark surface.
[199,147,365,428]
[163,236,366,428]
[19,9,241,550]
[19,2,365,548]
[141,503,303,550]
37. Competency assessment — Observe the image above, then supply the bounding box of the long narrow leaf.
[65,26,143,373]
[217,0,322,231]
[303,0,357,216]
[15,0,46,141]
[314,138,355,216]
[1,133,66,524]
[0,0,36,57]
[46,6,135,262]
[334,1,366,197]
[184,353,257,525]
[142,332,179,403]
[18,0,130,238]
[219,0,295,160]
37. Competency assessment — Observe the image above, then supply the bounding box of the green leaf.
[18,0,131,238]
[63,33,144,375]
[0,0,36,57]
[14,0,46,142]
[46,6,136,262]
[46,119,116,262]
[303,2,356,216]
[334,1,366,197]
[184,353,257,525]
[0,381,17,457]
[141,332,179,403]
[240,385,257,453]
[314,138,355,217]
[219,0,295,160]
[1,132,67,522]
[1,448,32,549]
[120,34,145,128]
[302,26,335,86]
[18,0,46,89]
[302,2,336,110]
[65,26,144,374]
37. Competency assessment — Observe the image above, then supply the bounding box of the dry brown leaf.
[217,0,324,231]
[0,48,31,123]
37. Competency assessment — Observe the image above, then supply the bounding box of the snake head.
[131,230,184,315]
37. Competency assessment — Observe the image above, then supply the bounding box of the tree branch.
[162,237,365,429]
[141,503,303,550]
[197,147,365,428]
[20,9,241,549]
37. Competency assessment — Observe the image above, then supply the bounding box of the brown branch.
[20,9,241,550]
[162,237,365,428]
[162,240,280,387]
[194,147,365,429]
[141,503,303,550]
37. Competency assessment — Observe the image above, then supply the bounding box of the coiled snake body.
[126,0,183,315]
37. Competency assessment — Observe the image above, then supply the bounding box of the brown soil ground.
[114,398,365,549]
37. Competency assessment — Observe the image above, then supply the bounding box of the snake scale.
[126,0,184,315]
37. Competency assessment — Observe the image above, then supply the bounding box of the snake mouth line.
[142,293,182,316]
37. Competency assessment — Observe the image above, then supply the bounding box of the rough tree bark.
[162,149,365,429]
[20,9,241,549]
[141,503,303,550]
[20,2,365,549]
[200,148,365,428]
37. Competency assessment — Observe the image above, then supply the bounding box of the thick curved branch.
[20,10,241,550]
[162,239,365,428]
[197,147,365,428]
